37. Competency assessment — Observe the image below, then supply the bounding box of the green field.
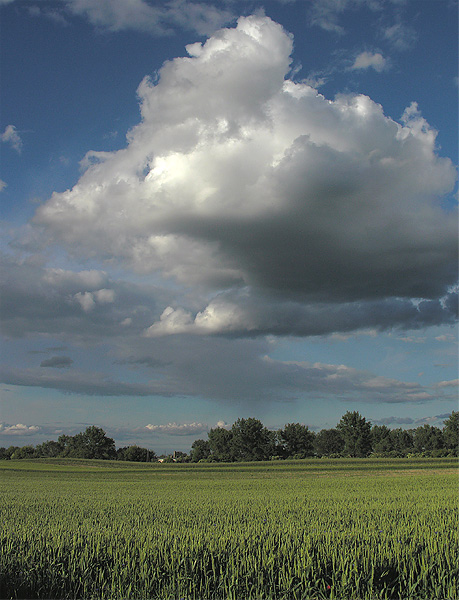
[1,458,457,599]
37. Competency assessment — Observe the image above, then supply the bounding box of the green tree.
[5,446,20,459]
[60,427,116,459]
[57,434,79,457]
[277,423,315,458]
[314,428,344,456]
[173,451,189,463]
[35,440,63,458]
[389,428,414,456]
[190,439,211,462]
[117,445,156,462]
[11,445,36,459]
[337,412,372,457]
[371,425,394,454]
[413,424,444,454]
[231,418,275,462]
[208,426,234,462]
[442,412,459,455]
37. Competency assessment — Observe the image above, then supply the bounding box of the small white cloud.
[435,334,455,342]
[350,51,387,72]
[94,288,115,304]
[436,379,459,388]
[44,268,107,289]
[0,179,7,192]
[0,422,40,435]
[145,422,207,435]
[74,291,96,312]
[1,125,23,153]
[74,288,115,311]
[398,336,425,344]
[144,306,195,337]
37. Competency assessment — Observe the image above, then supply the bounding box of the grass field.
[1,458,457,599]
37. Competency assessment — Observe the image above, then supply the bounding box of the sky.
[0,0,457,453]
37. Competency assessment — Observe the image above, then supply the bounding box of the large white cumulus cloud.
[34,15,457,337]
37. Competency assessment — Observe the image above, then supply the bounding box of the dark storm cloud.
[40,356,74,368]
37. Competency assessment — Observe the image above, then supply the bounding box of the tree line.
[1,411,457,462]
[189,411,458,462]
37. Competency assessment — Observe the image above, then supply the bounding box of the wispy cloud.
[65,0,234,36]
[308,0,385,34]
[383,21,417,51]
[373,412,455,427]
[0,366,172,397]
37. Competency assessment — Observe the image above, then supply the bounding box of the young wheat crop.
[1,458,457,599]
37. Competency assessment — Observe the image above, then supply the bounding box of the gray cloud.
[2,330,450,404]
[40,356,74,368]
[373,416,416,425]
[0,254,171,340]
[372,412,455,427]
[0,366,173,397]
[3,327,448,404]
[145,289,458,338]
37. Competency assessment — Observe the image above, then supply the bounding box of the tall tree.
[371,425,394,454]
[11,445,36,459]
[413,424,444,454]
[314,428,344,457]
[442,412,459,455]
[60,427,116,459]
[117,445,156,462]
[277,423,315,458]
[190,439,211,462]
[389,428,414,456]
[35,440,63,458]
[231,418,275,461]
[337,411,372,457]
[208,426,234,462]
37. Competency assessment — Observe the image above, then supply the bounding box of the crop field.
[1,458,457,600]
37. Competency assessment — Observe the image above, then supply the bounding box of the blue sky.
[1,0,457,453]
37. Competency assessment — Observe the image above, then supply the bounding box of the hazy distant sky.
[1,0,457,453]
